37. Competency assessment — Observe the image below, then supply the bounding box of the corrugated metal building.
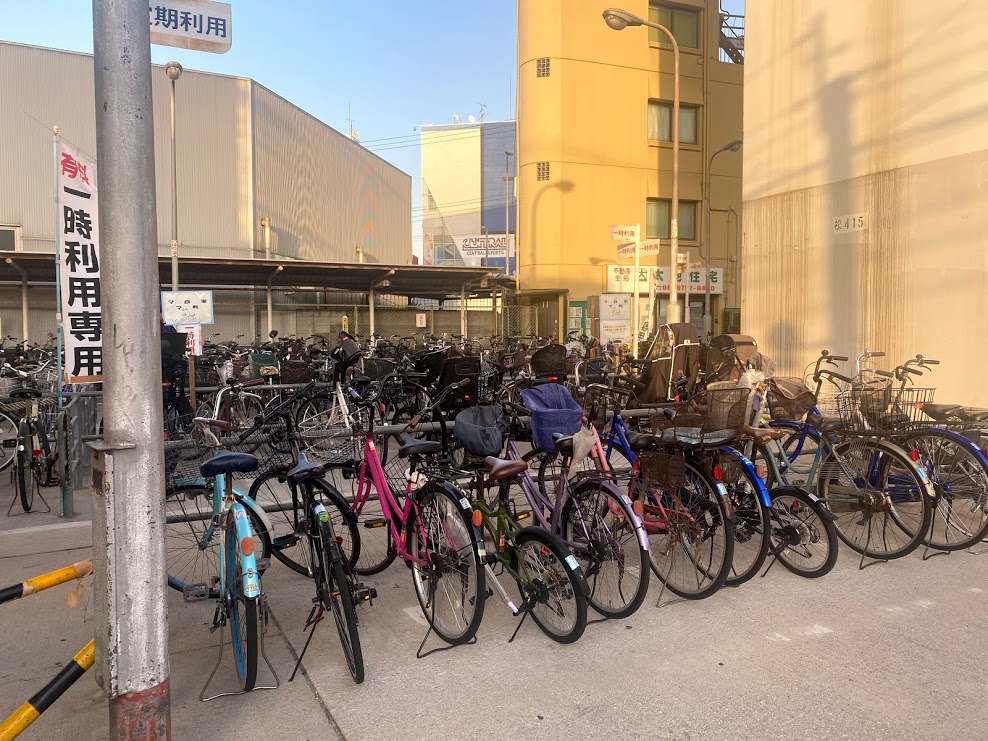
[742,0,987,404]
[0,40,411,339]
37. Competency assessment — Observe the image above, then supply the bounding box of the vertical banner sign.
[58,143,102,383]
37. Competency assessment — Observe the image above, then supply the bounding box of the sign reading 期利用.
[606,264,724,295]
[161,291,214,325]
[175,324,203,355]
[610,224,639,242]
[149,0,232,54]
[58,142,102,384]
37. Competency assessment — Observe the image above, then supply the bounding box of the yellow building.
[517,0,743,339]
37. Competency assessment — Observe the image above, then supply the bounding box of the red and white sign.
[610,224,639,242]
[58,142,102,383]
[617,239,663,258]
[175,324,204,355]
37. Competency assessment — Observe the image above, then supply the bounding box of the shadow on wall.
[526,179,575,279]
[269,225,299,260]
[767,321,799,375]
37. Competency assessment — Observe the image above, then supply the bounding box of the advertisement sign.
[567,300,587,337]
[453,234,514,263]
[606,264,724,295]
[58,142,102,383]
[598,293,632,345]
[149,0,232,54]
[161,290,214,325]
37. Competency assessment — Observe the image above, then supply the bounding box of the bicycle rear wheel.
[407,483,485,645]
[317,517,364,684]
[559,478,649,619]
[511,526,588,643]
[0,410,18,473]
[638,459,735,600]
[904,429,988,551]
[166,485,271,597]
[226,515,259,691]
[768,486,839,578]
[817,438,932,559]
[16,448,32,512]
[718,450,771,587]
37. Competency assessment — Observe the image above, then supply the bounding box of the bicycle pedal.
[362,518,387,529]
[484,553,498,567]
[272,534,300,549]
[256,557,271,570]
[182,583,209,603]
[355,586,377,602]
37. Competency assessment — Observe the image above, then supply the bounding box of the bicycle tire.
[636,458,735,600]
[816,438,933,560]
[166,485,272,598]
[901,429,988,551]
[511,526,588,644]
[408,482,485,645]
[16,421,32,512]
[344,467,397,576]
[295,393,341,454]
[768,486,839,578]
[718,449,771,588]
[317,517,365,684]
[248,474,359,576]
[226,515,259,691]
[559,478,649,619]
[0,410,18,473]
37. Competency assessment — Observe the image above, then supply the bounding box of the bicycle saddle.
[200,450,258,478]
[921,403,963,421]
[624,431,660,452]
[551,432,574,454]
[285,452,326,485]
[805,413,843,434]
[397,437,442,458]
[10,386,42,399]
[484,456,528,481]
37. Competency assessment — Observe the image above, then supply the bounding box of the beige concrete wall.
[420,125,483,264]
[517,0,743,326]
[742,0,988,404]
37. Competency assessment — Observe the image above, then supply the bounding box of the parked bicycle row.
[157,327,988,693]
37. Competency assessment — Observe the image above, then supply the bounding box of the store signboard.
[606,264,724,295]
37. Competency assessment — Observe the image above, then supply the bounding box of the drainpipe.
[266,265,282,336]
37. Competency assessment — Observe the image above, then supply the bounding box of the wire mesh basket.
[638,451,687,490]
[649,387,752,447]
[302,419,362,466]
[766,377,817,421]
[836,385,936,434]
[583,384,634,429]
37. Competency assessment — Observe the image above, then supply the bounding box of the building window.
[648,3,699,49]
[647,101,698,144]
[536,162,550,181]
[646,199,697,240]
[0,225,20,252]
[536,58,550,77]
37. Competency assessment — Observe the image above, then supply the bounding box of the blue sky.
[2,0,519,256]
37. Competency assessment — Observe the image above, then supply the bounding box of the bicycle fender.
[230,503,261,599]
[566,477,651,552]
[872,438,935,500]
[718,446,772,508]
[238,492,275,540]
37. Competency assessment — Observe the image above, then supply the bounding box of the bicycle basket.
[163,414,208,493]
[521,383,584,451]
[363,357,397,382]
[638,451,687,490]
[767,378,817,421]
[583,385,632,429]
[454,405,508,457]
[248,353,280,380]
[279,359,313,385]
[529,343,567,380]
[837,385,935,434]
[649,387,751,446]
[222,418,296,478]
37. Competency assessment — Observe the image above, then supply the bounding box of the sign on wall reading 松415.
[149,0,232,54]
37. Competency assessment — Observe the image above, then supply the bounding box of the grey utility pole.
[92,0,171,736]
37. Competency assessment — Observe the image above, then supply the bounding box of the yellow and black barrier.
[0,640,95,741]
[0,560,92,606]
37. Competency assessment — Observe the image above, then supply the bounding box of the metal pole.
[261,217,270,259]
[632,224,640,358]
[703,141,741,340]
[368,287,376,338]
[505,149,513,276]
[166,62,182,292]
[92,0,171,735]
[460,285,467,338]
[266,266,281,337]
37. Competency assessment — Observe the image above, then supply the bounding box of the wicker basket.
[638,451,687,490]
[649,387,751,446]
[280,360,313,385]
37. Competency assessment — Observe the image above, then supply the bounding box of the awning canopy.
[0,253,496,299]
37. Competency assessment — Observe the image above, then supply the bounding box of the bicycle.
[4,364,59,514]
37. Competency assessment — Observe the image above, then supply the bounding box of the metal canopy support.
[266,265,282,336]
[5,259,29,342]
[368,286,376,337]
[92,1,171,735]
[460,285,467,338]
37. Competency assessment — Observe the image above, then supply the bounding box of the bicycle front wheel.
[718,450,771,587]
[817,438,932,560]
[408,483,485,645]
[16,449,32,512]
[0,410,18,473]
[317,517,364,684]
[768,486,839,578]
[226,515,259,691]
[559,478,649,619]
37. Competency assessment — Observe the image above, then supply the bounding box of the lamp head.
[726,139,743,153]
[602,8,644,30]
[165,61,184,81]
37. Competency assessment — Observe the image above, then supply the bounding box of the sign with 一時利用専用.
[149,0,232,54]
[58,142,103,383]
[610,224,639,242]
[161,291,214,325]
[617,239,663,258]
[175,324,203,355]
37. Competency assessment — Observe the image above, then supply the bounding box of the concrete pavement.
[2,476,987,740]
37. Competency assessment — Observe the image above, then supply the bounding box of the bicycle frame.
[213,473,262,600]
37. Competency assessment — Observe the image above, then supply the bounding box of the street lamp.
[480,225,489,267]
[703,138,742,340]
[603,8,682,326]
[165,60,183,291]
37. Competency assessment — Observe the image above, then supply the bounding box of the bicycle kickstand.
[201,593,280,701]
[289,600,324,681]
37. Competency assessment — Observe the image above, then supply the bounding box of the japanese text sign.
[161,291,214,325]
[610,224,639,242]
[58,142,102,383]
[149,0,232,54]
[606,264,723,295]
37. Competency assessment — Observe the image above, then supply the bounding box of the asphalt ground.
[1,469,987,740]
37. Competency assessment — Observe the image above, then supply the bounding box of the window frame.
[647,99,699,145]
[646,199,698,241]
[0,224,22,253]
[647,2,701,50]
